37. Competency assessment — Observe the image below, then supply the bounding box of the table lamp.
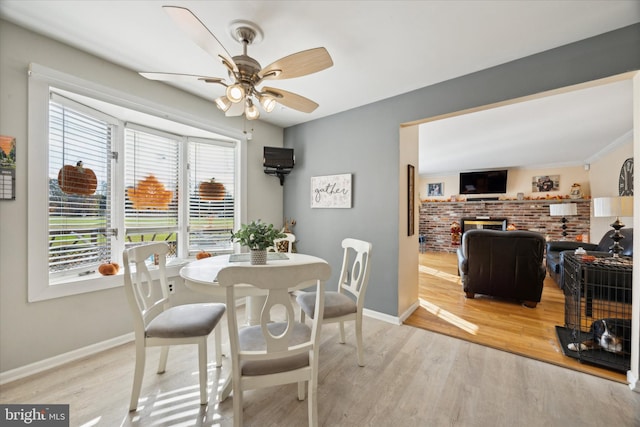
[549,203,578,239]
[593,196,633,257]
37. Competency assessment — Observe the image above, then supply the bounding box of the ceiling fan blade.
[225,102,245,117]
[163,6,238,72]
[262,87,319,113]
[139,72,224,84]
[258,47,333,81]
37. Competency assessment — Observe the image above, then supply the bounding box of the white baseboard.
[398,301,420,323]
[363,308,401,325]
[363,302,418,326]
[1,302,413,385]
[0,333,134,386]
[628,370,639,392]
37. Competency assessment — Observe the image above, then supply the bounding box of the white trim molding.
[0,333,134,386]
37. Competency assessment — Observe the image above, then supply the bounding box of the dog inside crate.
[561,255,633,372]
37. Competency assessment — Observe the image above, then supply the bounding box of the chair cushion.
[296,291,357,319]
[239,321,311,376]
[146,303,225,339]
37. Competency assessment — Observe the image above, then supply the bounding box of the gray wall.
[284,23,640,317]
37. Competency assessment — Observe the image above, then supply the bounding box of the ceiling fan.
[140,6,334,120]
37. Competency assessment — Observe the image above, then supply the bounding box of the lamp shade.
[214,96,232,112]
[226,84,245,103]
[245,99,260,120]
[593,196,633,217]
[549,203,577,217]
[259,94,276,113]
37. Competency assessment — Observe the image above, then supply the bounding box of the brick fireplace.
[419,199,591,253]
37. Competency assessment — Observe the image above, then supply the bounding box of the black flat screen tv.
[459,170,508,194]
[263,146,294,169]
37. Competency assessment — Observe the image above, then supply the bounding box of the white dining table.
[179,252,329,400]
[180,252,328,325]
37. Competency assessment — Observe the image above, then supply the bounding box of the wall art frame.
[427,182,443,197]
[408,164,415,236]
[0,135,16,201]
[311,173,352,208]
[532,174,559,192]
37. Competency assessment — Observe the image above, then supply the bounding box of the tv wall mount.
[264,167,291,185]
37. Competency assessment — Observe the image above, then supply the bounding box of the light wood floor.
[405,252,627,383]
[2,304,640,426]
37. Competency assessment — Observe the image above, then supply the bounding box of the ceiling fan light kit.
[139,6,333,122]
[215,95,232,112]
[225,83,245,103]
[259,94,276,113]
[245,99,260,120]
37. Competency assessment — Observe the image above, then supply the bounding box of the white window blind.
[29,65,242,301]
[48,99,113,276]
[124,124,179,256]
[188,139,235,253]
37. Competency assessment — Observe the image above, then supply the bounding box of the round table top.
[180,253,328,297]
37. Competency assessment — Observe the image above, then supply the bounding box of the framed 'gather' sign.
[311,174,352,208]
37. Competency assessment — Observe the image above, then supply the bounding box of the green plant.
[231,220,286,251]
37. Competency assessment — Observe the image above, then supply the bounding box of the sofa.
[457,229,546,308]
[546,228,633,288]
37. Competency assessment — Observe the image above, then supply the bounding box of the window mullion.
[111,120,126,264]
[178,135,189,258]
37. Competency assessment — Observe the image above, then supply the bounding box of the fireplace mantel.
[419,199,591,253]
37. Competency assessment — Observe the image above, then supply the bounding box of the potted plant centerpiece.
[231,220,286,265]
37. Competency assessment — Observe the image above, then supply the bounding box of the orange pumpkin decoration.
[198,178,226,201]
[58,161,97,195]
[196,250,212,260]
[98,262,119,276]
[127,175,173,210]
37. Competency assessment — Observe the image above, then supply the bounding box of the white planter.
[250,249,267,265]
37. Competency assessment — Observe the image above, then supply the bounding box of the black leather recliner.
[546,228,633,289]
[457,229,546,308]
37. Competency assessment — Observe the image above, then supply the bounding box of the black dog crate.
[560,253,632,372]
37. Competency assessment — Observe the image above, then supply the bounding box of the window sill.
[30,259,191,303]
[52,258,187,282]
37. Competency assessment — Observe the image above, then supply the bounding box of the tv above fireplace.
[459,170,508,194]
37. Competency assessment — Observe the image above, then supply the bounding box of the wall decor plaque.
[311,173,352,208]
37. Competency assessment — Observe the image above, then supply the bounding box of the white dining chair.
[217,261,331,427]
[270,232,296,253]
[123,242,226,411]
[296,238,372,366]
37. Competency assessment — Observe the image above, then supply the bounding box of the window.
[28,64,241,301]
[188,139,236,253]
[48,96,116,279]
[124,125,180,257]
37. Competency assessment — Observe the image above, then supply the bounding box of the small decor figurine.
[98,262,119,276]
[570,183,582,199]
[196,250,212,260]
[450,221,461,246]
[231,220,286,265]
[277,218,297,252]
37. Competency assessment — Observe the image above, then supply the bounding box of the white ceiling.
[1,1,639,174]
[420,78,634,175]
